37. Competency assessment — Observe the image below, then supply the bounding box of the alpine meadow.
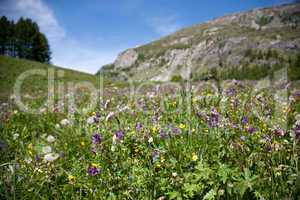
[0,1,300,199]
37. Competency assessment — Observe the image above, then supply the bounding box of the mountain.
[0,55,98,102]
[98,3,300,81]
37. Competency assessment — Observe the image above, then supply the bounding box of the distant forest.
[0,16,51,63]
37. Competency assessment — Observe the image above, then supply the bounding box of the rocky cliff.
[98,3,300,81]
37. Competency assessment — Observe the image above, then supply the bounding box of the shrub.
[171,74,182,82]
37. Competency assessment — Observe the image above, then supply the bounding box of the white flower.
[60,119,70,126]
[44,153,59,162]
[13,133,19,140]
[40,107,47,113]
[172,172,178,177]
[87,116,95,124]
[46,135,55,143]
[106,112,115,121]
[25,157,32,164]
[148,137,153,143]
[55,124,60,129]
[42,146,52,154]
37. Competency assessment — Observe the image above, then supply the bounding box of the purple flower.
[159,130,168,139]
[226,88,236,96]
[172,127,181,135]
[274,128,285,137]
[265,146,272,153]
[151,151,160,162]
[241,116,248,125]
[151,116,158,124]
[87,166,100,176]
[196,112,206,120]
[92,133,102,144]
[96,111,101,118]
[114,130,124,140]
[35,154,41,162]
[262,135,271,142]
[207,108,219,128]
[293,121,300,138]
[135,122,143,131]
[247,127,255,134]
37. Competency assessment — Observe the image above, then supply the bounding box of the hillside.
[0,55,99,102]
[98,2,300,81]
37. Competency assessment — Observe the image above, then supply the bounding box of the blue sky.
[0,0,294,73]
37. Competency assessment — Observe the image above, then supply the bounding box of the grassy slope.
[0,56,99,102]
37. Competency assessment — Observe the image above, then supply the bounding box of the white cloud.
[0,0,65,41]
[51,39,118,74]
[148,15,181,36]
[0,0,118,74]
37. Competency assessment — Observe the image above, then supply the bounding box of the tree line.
[0,16,51,63]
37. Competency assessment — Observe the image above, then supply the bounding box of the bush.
[171,74,182,82]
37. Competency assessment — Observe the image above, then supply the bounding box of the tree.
[32,33,51,63]
[0,16,11,55]
[0,16,51,63]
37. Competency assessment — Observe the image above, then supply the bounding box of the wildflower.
[87,116,95,124]
[148,137,154,143]
[135,122,143,130]
[35,154,41,162]
[207,108,220,128]
[13,133,19,140]
[240,136,246,141]
[151,151,160,162]
[179,123,186,129]
[192,153,198,161]
[274,127,285,137]
[87,165,100,176]
[226,88,236,96]
[152,126,157,133]
[241,116,248,125]
[106,112,115,121]
[55,124,60,129]
[92,133,102,144]
[247,127,255,134]
[28,143,33,150]
[292,120,300,138]
[42,146,52,154]
[46,135,55,143]
[114,130,124,140]
[44,153,59,162]
[80,141,86,146]
[68,175,76,183]
[25,157,32,164]
[172,127,181,135]
[151,116,158,124]
[172,172,178,177]
[159,130,167,139]
[60,119,70,126]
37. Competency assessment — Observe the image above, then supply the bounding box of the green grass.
[0,56,100,102]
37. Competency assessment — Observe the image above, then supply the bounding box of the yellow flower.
[152,126,157,132]
[179,124,186,129]
[91,163,98,168]
[28,143,33,150]
[192,128,195,133]
[68,175,76,182]
[91,112,96,116]
[80,141,85,146]
[192,153,198,161]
